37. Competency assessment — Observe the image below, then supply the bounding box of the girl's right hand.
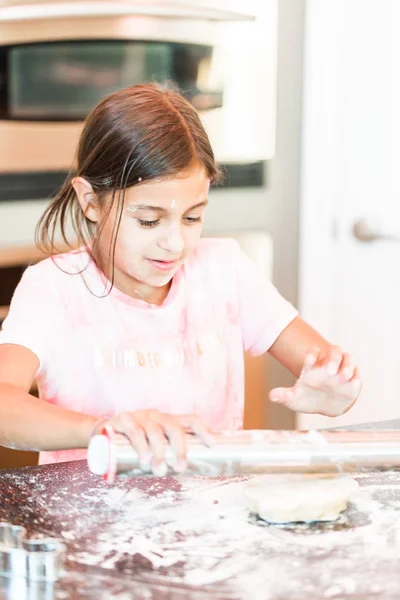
[108,409,213,476]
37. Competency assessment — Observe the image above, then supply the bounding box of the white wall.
[297,0,398,429]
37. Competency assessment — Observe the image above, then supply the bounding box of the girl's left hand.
[269,346,362,417]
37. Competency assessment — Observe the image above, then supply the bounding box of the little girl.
[0,84,361,475]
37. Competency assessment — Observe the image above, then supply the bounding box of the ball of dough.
[244,474,359,524]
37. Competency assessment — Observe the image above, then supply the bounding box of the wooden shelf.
[0,306,9,321]
[0,243,75,268]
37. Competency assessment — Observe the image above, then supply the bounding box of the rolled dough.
[244,474,359,523]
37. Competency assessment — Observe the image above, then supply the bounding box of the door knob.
[352,218,400,242]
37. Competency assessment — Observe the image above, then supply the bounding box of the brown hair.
[36,82,222,272]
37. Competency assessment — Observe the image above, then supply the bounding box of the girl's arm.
[0,344,211,474]
[269,317,331,378]
[268,316,362,417]
[0,344,96,451]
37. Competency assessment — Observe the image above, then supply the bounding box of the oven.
[0,0,277,174]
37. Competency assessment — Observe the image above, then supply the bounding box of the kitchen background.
[0,0,396,467]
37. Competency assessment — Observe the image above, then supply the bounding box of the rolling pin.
[87,422,400,482]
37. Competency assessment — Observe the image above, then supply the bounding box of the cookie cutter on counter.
[0,522,66,581]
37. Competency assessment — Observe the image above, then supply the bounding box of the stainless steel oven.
[0,0,277,173]
[0,0,277,242]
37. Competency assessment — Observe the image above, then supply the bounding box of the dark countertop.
[1,420,400,600]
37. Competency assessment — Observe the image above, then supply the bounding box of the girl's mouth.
[146,258,180,271]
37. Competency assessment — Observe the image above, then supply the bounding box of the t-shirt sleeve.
[232,241,299,356]
[0,265,57,374]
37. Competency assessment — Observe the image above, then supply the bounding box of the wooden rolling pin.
[87,424,400,482]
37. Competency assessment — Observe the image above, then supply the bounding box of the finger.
[341,392,359,415]
[269,387,295,409]
[350,368,362,395]
[128,424,152,468]
[144,420,169,476]
[111,414,151,467]
[302,347,320,370]
[160,417,187,473]
[338,353,355,381]
[149,411,187,471]
[178,414,215,447]
[324,345,343,375]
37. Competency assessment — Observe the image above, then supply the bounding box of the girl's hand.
[269,346,362,417]
[109,409,213,476]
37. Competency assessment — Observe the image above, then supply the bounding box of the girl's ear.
[72,177,101,222]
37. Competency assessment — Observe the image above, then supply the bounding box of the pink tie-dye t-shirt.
[0,238,298,464]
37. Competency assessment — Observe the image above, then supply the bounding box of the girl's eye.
[138,219,160,228]
[185,216,202,224]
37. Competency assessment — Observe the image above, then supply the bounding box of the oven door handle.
[0,2,256,23]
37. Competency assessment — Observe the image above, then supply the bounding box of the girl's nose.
[157,233,185,254]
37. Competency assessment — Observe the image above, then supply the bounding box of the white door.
[298,0,400,429]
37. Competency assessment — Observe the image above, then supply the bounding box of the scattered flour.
[3,464,400,599]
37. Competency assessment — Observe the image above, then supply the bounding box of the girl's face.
[90,163,210,304]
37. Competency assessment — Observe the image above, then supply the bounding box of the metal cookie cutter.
[0,522,66,581]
